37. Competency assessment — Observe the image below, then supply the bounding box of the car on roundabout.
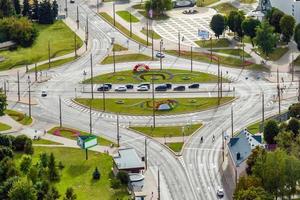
[155,85,168,91]
[97,85,110,91]
[188,83,200,89]
[137,83,150,89]
[137,86,149,91]
[156,52,165,58]
[126,84,134,89]
[115,86,127,92]
[173,86,185,91]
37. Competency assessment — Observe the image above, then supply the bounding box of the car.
[97,85,110,91]
[126,84,134,89]
[104,83,112,89]
[188,83,200,89]
[156,52,165,58]
[70,0,75,3]
[41,90,47,97]
[165,83,172,89]
[115,86,127,92]
[137,86,149,91]
[137,83,150,89]
[155,85,168,91]
[217,187,224,198]
[173,86,185,91]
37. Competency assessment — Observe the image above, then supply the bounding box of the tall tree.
[8,179,36,200]
[48,153,59,181]
[288,118,300,135]
[254,21,278,58]
[269,8,284,33]
[294,24,300,51]
[22,0,30,17]
[263,120,279,144]
[246,147,266,175]
[19,154,32,174]
[63,187,77,200]
[52,0,58,20]
[144,0,172,18]
[210,14,225,38]
[234,186,273,200]
[0,176,19,200]
[0,89,7,116]
[13,0,20,15]
[227,10,239,33]
[45,186,60,200]
[38,0,53,24]
[0,0,15,18]
[242,18,260,47]
[280,15,296,43]
[31,0,39,20]
[234,11,245,38]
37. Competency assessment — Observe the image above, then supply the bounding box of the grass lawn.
[213,3,238,16]
[212,49,251,58]
[195,38,231,48]
[240,0,256,3]
[28,57,76,72]
[166,142,184,152]
[197,0,219,7]
[140,29,161,39]
[99,12,150,46]
[131,123,202,137]
[242,36,252,44]
[30,147,130,200]
[247,121,261,134]
[116,11,140,23]
[75,97,234,115]
[0,20,83,71]
[137,10,169,20]
[83,69,226,84]
[255,47,289,61]
[32,139,62,145]
[113,44,128,51]
[0,122,11,131]
[100,53,153,64]
[4,109,32,125]
[48,127,115,146]
[132,3,144,9]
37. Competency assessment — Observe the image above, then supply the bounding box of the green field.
[212,49,251,58]
[0,20,83,71]
[48,127,115,146]
[116,11,140,23]
[0,122,11,131]
[99,12,150,46]
[101,53,153,64]
[195,38,231,48]
[75,97,234,115]
[131,123,202,137]
[197,0,219,7]
[4,109,32,125]
[83,69,226,84]
[240,0,256,3]
[29,147,130,200]
[247,121,261,134]
[255,47,289,61]
[166,142,184,152]
[28,57,76,72]
[213,3,238,15]
[140,29,161,39]
[32,139,62,145]
[113,44,128,51]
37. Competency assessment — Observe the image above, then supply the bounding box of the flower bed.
[53,128,81,137]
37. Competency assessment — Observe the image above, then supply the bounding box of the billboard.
[198,29,209,39]
[77,135,98,149]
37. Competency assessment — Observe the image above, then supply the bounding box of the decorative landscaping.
[116,11,140,23]
[4,109,32,125]
[48,127,115,146]
[0,122,11,131]
[83,68,225,84]
[74,97,234,115]
[100,54,153,64]
[131,123,202,137]
[195,38,231,48]
[166,142,184,152]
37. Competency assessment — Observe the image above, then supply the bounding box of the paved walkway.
[0,115,23,133]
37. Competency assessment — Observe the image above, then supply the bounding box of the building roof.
[228,130,264,166]
[113,147,144,170]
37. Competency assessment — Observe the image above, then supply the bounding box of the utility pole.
[90,54,94,99]
[113,3,116,26]
[151,31,154,60]
[129,11,132,37]
[59,96,62,128]
[17,72,20,101]
[220,70,223,98]
[65,0,68,17]
[160,39,163,70]
[231,104,234,137]
[157,168,160,200]
[74,32,77,57]
[292,53,295,82]
[242,39,245,68]
[102,83,106,111]
[152,75,156,128]
[145,137,147,170]
[262,92,265,130]
[89,102,92,135]
[222,129,224,162]
[217,58,220,105]
[146,20,149,46]
[277,68,281,115]
[3,81,6,96]
[111,38,116,73]
[117,113,120,147]
[190,46,193,72]
[96,0,99,13]
[27,76,31,118]
[85,16,89,51]
[76,6,79,29]
[210,37,212,62]
[48,40,51,69]
[35,63,37,81]
[178,31,181,57]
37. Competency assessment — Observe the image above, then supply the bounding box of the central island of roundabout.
[75,64,235,154]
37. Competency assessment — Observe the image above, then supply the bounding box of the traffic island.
[4,109,33,125]
[0,122,12,132]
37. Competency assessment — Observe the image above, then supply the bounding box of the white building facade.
[271,0,300,23]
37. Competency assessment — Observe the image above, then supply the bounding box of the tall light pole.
[89,101,92,136]
[48,40,51,69]
[76,6,79,29]
[190,46,193,72]
[277,68,281,115]
[160,39,163,70]
[178,31,181,57]
[65,0,68,17]
[96,0,99,13]
[144,137,147,170]
[17,71,20,102]
[59,96,62,128]
[157,168,160,200]
[27,76,31,118]
[117,113,120,147]
[292,53,295,82]
[129,11,132,37]
[85,16,89,51]
[146,20,149,46]
[151,31,154,60]
[111,37,116,73]
[231,103,234,137]
[152,75,156,128]
[262,92,264,131]
[90,54,94,99]
[113,3,116,26]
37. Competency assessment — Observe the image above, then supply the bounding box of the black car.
[173,86,185,91]
[97,85,110,91]
[104,83,112,89]
[165,83,172,89]
[126,84,134,89]
[188,83,200,89]
[155,85,168,91]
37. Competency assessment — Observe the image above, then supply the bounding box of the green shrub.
[117,171,129,184]
[110,178,121,189]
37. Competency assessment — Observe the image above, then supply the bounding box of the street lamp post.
[178,31,181,57]
[85,16,89,51]
[129,11,132,37]
[152,75,156,128]
[144,137,147,170]
[65,0,68,17]
[151,31,154,60]
[59,96,62,128]
[113,3,116,26]
[90,54,94,99]
[76,6,79,29]
[160,39,163,70]
[262,92,265,131]
[146,20,149,46]
[190,46,193,72]
[111,37,116,73]
[96,0,99,13]
[231,103,234,137]
[27,76,31,118]
[48,40,51,69]
[117,113,120,147]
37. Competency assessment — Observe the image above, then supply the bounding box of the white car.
[217,187,224,198]
[137,86,149,91]
[41,90,47,97]
[156,52,165,58]
[115,86,127,92]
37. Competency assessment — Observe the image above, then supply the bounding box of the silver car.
[115,86,127,92]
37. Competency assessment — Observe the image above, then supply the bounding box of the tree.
[13,134,30,151]
[275,131,294,154]
[0,157,18,182]
[0,0,15,17]
[22,0,30,17]
[0,89,7,116]
[242,18,260,47]
[234,176,262,194]
[263,120,279,144]
[20,155,32,174]
[227,11,239,33]
[280,15,296,43]
[246,146,265,175]
[45,186,60,200]
[288,118,300,135]
[92,167,100,180]
[39,152,49,168]
[0,176,19,200]
[48,153,59,181]
[144,0,172,18]
[294,24,300,51]
[284,155,300,199]
[234,11,245,38]
[254,21,278,58]
[0,146,13,161]
[63,187,77,200]
[210,14,225,38]
[35,180,50,200]
[38,0,53,24]
[24,138,33,154]
[117,171,129,184]
[0,134,13,148]
[31,0,39,20]
[27,166,38,184]
[289,103,300,118]
[8,179,36,200]
[234,186,273,200]
[52,0,58,20]
[269,8,284,33]
[12,0,20,15]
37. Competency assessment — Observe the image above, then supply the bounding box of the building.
[227,130,264,184]
[270,0,300,23]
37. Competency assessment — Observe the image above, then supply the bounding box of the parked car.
[137,83,150,89]
[97,85,110,91]
[137,86,149,91]
[104,83,112,89]
[188,83,200,89]
[115,86,127,92]
[216,187,224,198]
[165,83,172,89]
[156,52,165,58]
[41,90,47,97]
[70,0,75,3]
[173,86,185,91]
[126,84,134,89]
[155,85,168,91]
